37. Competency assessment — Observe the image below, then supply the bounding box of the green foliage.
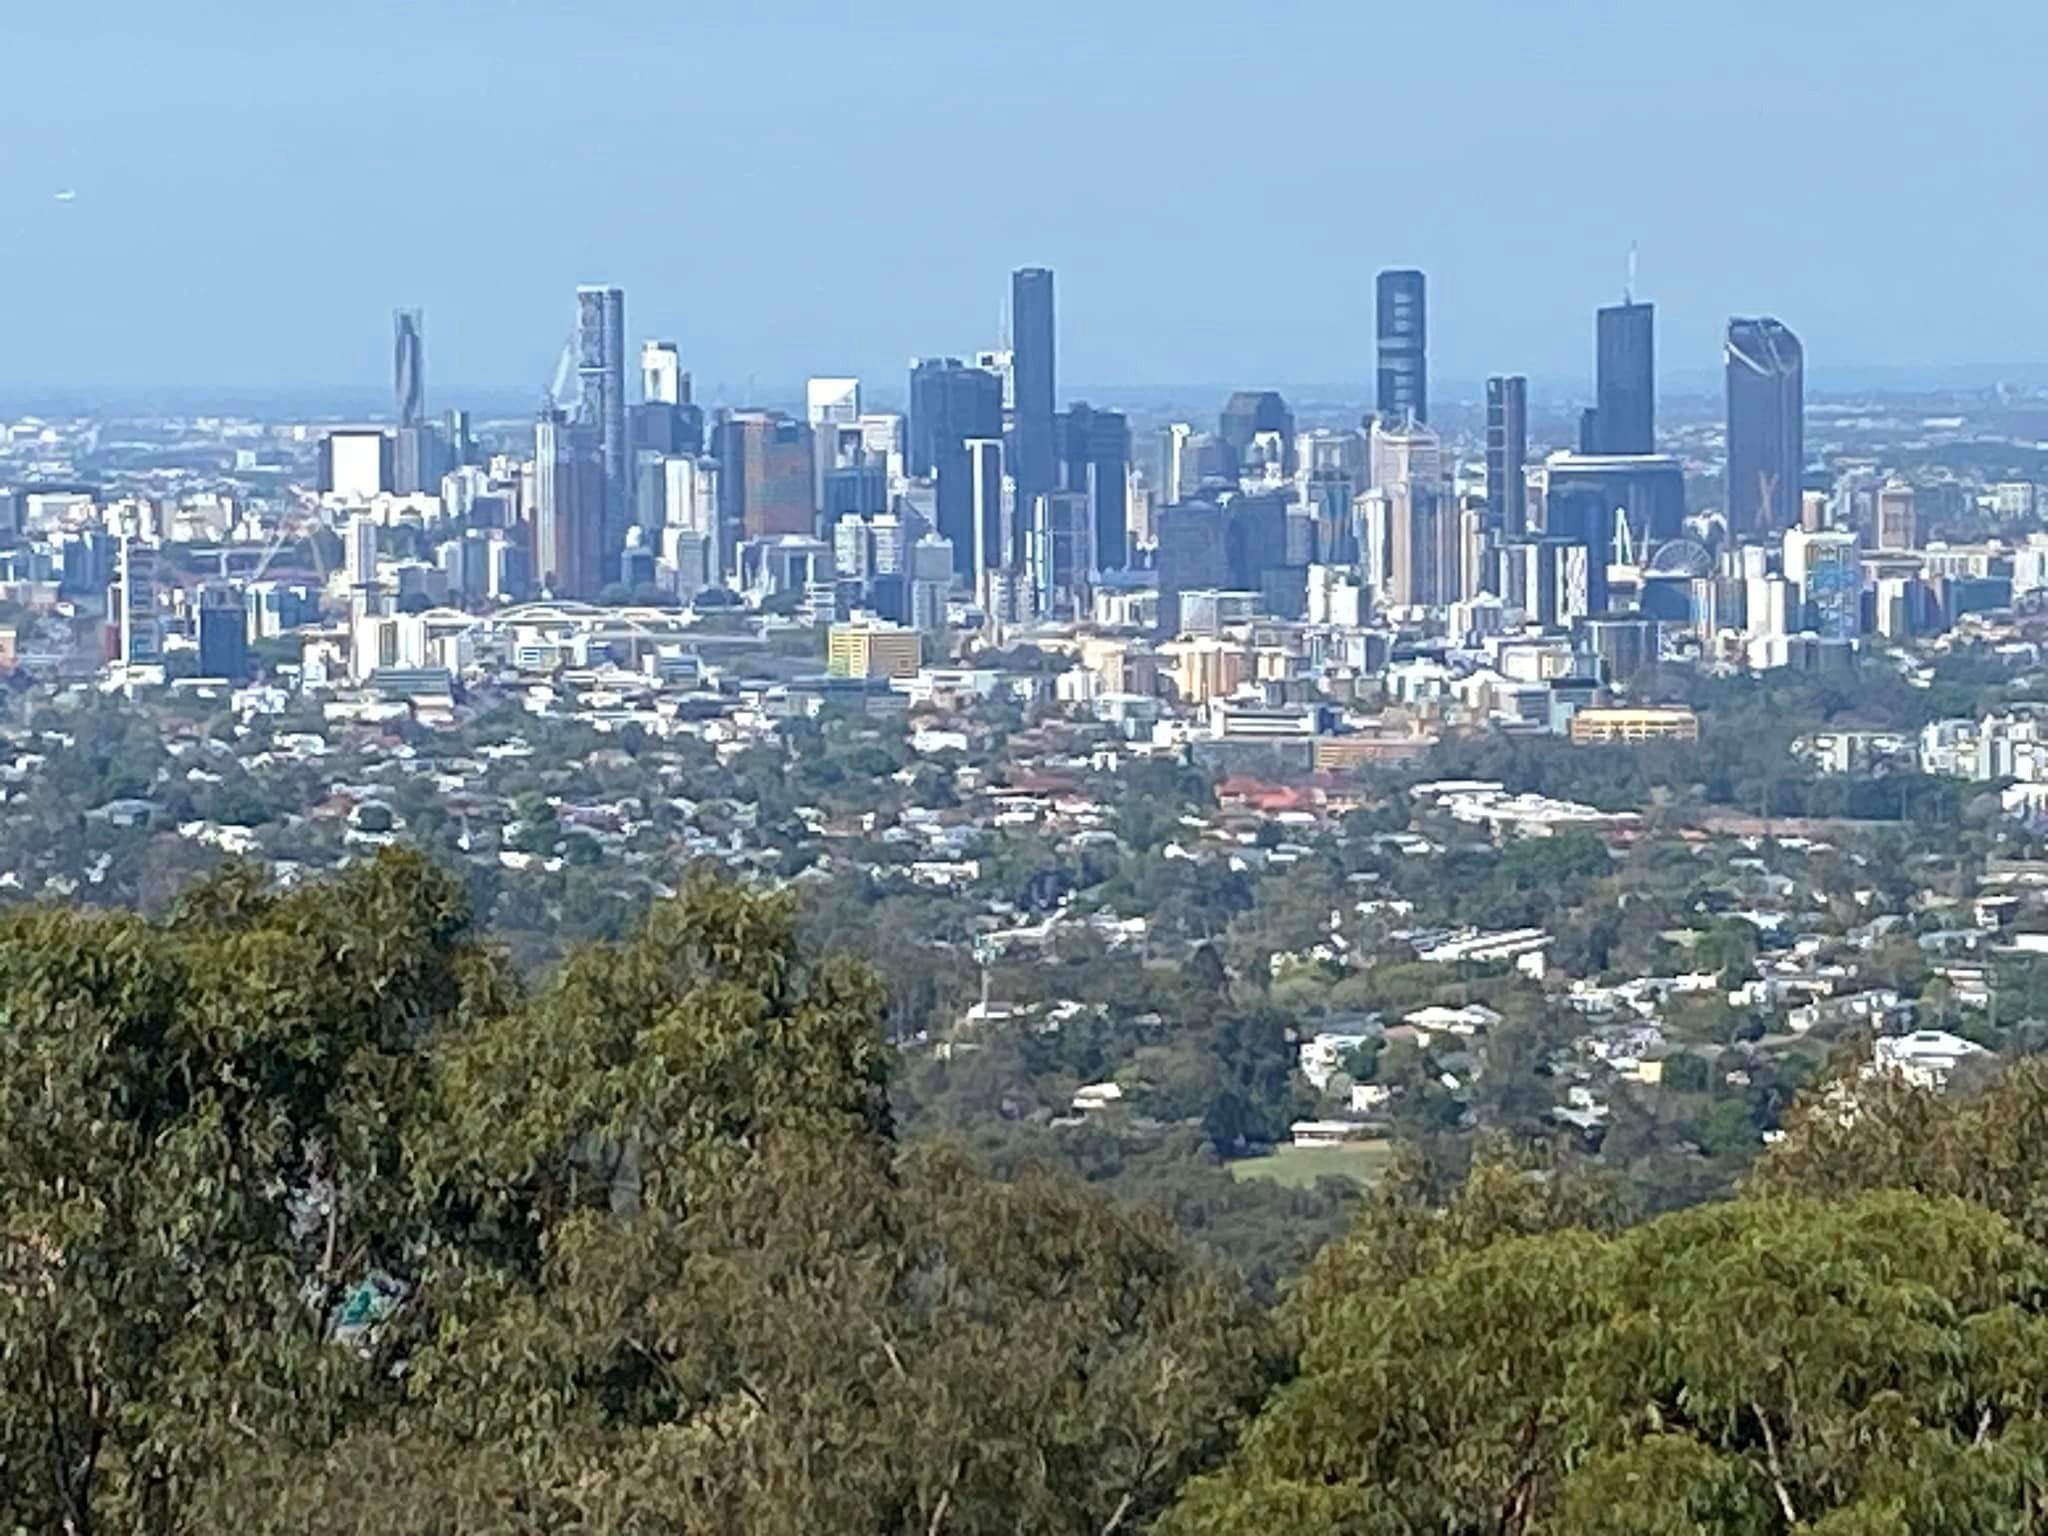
[0,851,492,1534]
[1171,1188,2048,1535]
[0,855,1280,1534]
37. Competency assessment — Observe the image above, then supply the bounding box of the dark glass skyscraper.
[393,309,424,427]
[1059,403,1132,571]
[910,360,1004,578]
[1011,267,1057,516]
[1725,316,1804,536]
[1485,375,1528,537]
[576,285,630,560]
[1375,269,1427,425]
[1591,301,1655,454]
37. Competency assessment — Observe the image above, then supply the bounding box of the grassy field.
[1228,1139,1395,1190]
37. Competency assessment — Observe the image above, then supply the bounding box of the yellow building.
[1160,637,1250,704]
[1568,706,1700,745]
[827,622,922,680]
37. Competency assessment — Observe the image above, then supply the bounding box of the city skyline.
[6,1,2046,396]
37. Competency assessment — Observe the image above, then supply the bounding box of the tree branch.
[1751,1400,1798,1526]
[926,1457,964,1536]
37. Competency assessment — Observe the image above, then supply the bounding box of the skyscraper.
[715,411,815,549]
[118,535,161,667]
[1785,527,1860,642]
[393,309,424,428]
[575,285,630,554]
[1725,317,1804,536]
[1060,402,1132,571]
[197,582,249,681]
[1876,477,1917,551]
[1011,267,1057,514]
[966,438,1008,574]
[1485,375,1528,538]
[1218,390,1296,478]
[534,406,606,599]
[641,340,682,406]
[1591,300,1655,454]
[909,360,1003,579]
[1375,269,1427,425]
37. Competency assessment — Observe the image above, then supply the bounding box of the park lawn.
[1228,1139,1395,1190]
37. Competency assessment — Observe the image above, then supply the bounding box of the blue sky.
[3,0,2042,400]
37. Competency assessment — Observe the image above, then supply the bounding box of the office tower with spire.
[1725,316,1804,537]
[1485,375,1528,538]
[1589,298,1655,454]
[1011,266,1057,528]
[576,285,630,562]
[1376,269,1427,425]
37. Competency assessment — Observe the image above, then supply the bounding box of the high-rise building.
[344,512,378,589]
[1725,317,1804,537]
[392,423,442,498]
[1217,390,1296,479]
[1590,301,1655,454]
[393,309,424,428]
[319,430,391,500]
[965,438,1008,574]
[1011,267,1057,514]
[642,340,682,406]
[534,406,606,599]
[1376,269,1427,425]
[443,408,474,469]
[1060,403,1132,572]
[1155,422,1196,507]
[1785,527,1861,642]
[909,359,1003,579]
[1875,476,1917,551]
[118,536,161,666]
[197,582,249,680]
[575,285,630,554]
[806,377,862,509]
[1221,491,1291,596]
[1029,490,1093,619]
[1156,500,1229,635]
[715,411,814,549]
[1485,375,1528,538]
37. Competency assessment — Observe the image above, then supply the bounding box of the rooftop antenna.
[1625,242,1638,305]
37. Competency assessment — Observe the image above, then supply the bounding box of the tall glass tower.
[576,285,630,566]
[1011,267,1057,532]
[1375,269,1427,425]
[393,309,424,427]
[1484,375,1527,537]
[1592,301,1655,454]
[1725,316,1804,536]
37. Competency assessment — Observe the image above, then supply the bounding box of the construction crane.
[248,493,330,585]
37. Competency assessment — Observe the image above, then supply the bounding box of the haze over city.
[6,0,2046,399]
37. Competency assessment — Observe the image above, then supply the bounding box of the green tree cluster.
[0,852,1280,1535]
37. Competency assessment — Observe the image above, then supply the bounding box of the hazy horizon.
[6,0,2043,399]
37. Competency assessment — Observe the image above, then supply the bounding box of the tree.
[1169,1186,2048,1535]
[0,852,495,1536]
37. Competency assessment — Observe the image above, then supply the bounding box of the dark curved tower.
[1726,316,1804,537]
[393,308,424,427]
